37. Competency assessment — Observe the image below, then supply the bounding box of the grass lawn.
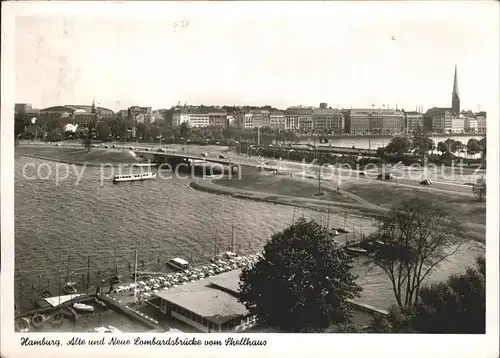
[215,172,357,204]
[342,181,486,225]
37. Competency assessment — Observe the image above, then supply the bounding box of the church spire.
[91,98,96,114]
[452,65,459,97]
[452,65,460,116]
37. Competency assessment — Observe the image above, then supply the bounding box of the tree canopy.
[411,136,435,158]
[371,255,485,333]
[364,197,464,309]
[437,141,449,154]
[386,136,411,155]
[412,255,485,333]
[467,138,482,156]
[238,218,362,332]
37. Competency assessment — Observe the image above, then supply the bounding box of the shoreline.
[16,153,140,168]
[16,146,143,167]
[190,178,486,243]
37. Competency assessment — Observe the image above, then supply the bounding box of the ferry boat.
[166,257,190,271]
[113,172,156,183]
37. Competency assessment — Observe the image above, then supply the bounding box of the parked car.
[377,173,393,180]
[420,179,433,185]
[218,154,226,159]
[201,152,208,157]
[157,148,166,152]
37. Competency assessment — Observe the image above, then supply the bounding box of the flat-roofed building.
[285,106,313,131]
[403,111,423,133]
[172,106,226,128]
[348,109,371,134]
[464,117,478,132]
[154,269,253,332]
[312,104,343,133]
[269,111,286,130]
[475,111,487,133]
[208,112,228,128]
[450,117,464,133]
[249,110,270,128]
[423,107,454,133]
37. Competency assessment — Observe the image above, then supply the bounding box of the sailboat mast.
[113,245,117,275]
[133,242,138,300]
[231,213,235,252]
[326,205,330,229]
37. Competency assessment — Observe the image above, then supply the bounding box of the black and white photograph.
[1,1,499,358]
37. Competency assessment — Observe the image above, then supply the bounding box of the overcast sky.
[13,2,499,115]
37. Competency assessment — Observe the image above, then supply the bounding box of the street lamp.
[183,139,191,152]
[31,117,38,141]
[288,149,294,160]
[234,140,241,155]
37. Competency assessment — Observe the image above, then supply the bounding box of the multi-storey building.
[285,106,313,131]
[464,117,478,132]
[128,106,153,124]
[284,112,299,130]
[269,111,286,130]
[208,112,228,128]
[348,109,371,134]
[475,111,487,133]
[347,108,403,134]
[450,117,465,133]
[242,113,254,129]
[312,103,344,133]
[403,111,423,133]
[171,106,228,128]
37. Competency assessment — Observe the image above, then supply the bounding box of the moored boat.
[113,172,156,183]
[62,281,77,294]
[73,303,95,312]
[345,247,369,257]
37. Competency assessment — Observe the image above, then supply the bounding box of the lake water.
[14,155,484,311]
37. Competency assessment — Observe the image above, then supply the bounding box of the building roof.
[66,105,114,114]
[208,269,242,295]
[155,270,248,325]
[313,108,342,116]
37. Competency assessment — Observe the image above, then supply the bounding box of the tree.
[479,137,486,156]
[96,121,111,141]
[238,218,362,332]
[366,197,464,310]
[444,138,462,153]
[386,136,411,155]
[467,138,481,156]
[436,141,448,154]
[411,136,434,159]
[179,121,191,139]
[412,255,485,333]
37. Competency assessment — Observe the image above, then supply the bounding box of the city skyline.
[13,2,499,116]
